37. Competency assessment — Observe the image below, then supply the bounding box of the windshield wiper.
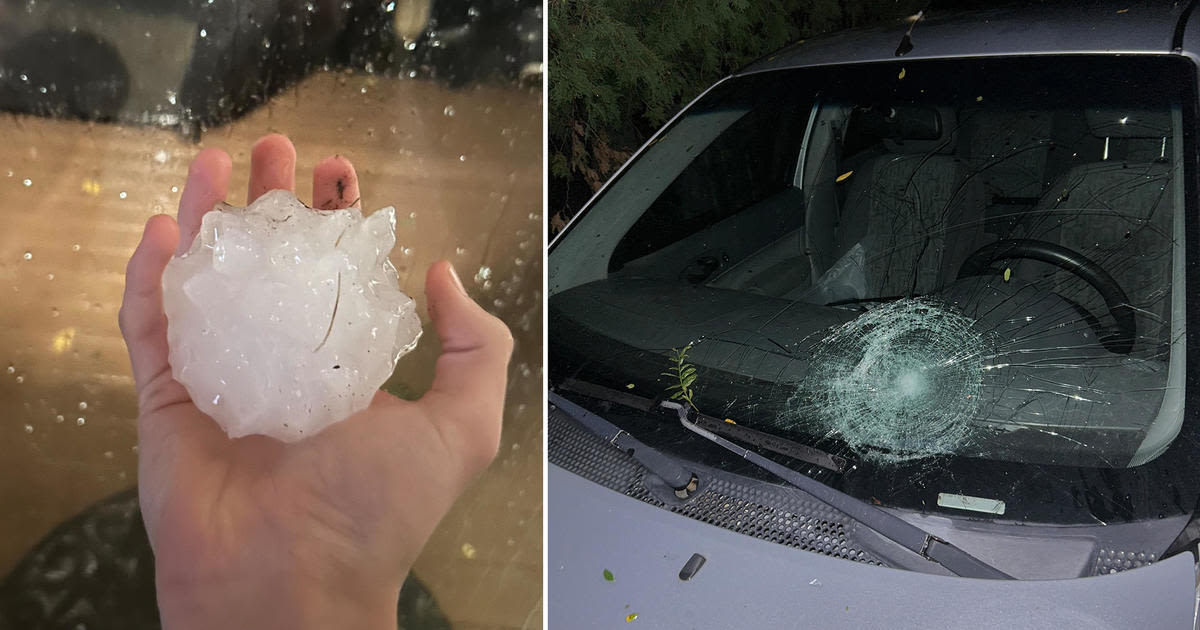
[663,401,1013,580]
[558,377,846,473]
[553,378,1012,579]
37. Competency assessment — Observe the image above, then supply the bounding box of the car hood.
[549,464,1197,629]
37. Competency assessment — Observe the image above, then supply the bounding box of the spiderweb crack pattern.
[801,297,992,463]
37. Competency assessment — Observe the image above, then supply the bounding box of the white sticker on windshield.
[937,492,1006,516]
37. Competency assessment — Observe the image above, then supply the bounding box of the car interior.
[615,98,1177,355]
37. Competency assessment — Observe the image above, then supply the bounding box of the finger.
[176,148,233,256]
[312,154,361,210]
[248,133,297,203]
[119,214,179,393]
[418,261,514,470]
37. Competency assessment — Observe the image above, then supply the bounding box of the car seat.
[1013,108,1174,351]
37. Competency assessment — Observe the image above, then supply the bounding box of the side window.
[609,101,809,270]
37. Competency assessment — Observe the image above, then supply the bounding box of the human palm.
[119,135,512,629]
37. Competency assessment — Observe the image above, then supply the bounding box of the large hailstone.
[162,189,422,442]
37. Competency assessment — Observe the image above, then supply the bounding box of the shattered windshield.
[549,55,1200,527]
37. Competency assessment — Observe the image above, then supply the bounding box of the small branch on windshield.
[662,344,700,412]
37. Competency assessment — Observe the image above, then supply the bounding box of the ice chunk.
[162,190,422,441]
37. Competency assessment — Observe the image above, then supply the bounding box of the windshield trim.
[548,73,733,251]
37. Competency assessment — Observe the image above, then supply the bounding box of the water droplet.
[103,450,113,459]
[22,251,31,260]
[199,28,207,38]
[5,366,13,374]
[443,105,455,117]
[14,375,23,383]
[460,542,477,559]
[171,185,179,193]
[23,424,32,433]
[76,417,85,426]
[405,41,417,51]
[458,155,466,162]
[809,578,823,587]
[46,273,54,280]
[474,266,492,283]
[72,244,81,252]
[55,414,63,423]
[78,401,87,410]
[118,191,127,199]
[22,179,31,187]
[50,307,59,317]
[212,394,221,405]
[455,247,467,256]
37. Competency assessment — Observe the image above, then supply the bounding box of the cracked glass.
[549,54,1199,536]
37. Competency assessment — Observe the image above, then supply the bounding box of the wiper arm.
[558,377,845,473]
[664,401,1013,580]
[550,391,699,498]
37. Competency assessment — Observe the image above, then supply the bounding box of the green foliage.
[662,343,699,411]
[548,0,926,225]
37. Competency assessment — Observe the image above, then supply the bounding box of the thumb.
[119,214,180,401]
[418,261,514,470]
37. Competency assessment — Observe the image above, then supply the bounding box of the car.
[548,2,1200,627]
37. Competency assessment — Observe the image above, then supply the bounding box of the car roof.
[738,1,1192,75]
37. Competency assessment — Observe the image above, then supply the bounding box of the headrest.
[1086,108,1170,139]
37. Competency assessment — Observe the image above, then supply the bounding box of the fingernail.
[447,263,467,296]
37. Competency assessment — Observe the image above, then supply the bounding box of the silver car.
[549,3,1200,628]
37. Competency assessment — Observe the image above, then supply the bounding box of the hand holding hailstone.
[119,134,513,629]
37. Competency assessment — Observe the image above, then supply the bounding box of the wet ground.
[0,70,542,629]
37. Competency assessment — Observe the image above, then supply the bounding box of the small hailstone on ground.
[162,189,422,442]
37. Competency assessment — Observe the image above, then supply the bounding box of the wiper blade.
[549,391,699,498]
[689,412,847,473]
[558,377,845,473]
[665,402,1013,580]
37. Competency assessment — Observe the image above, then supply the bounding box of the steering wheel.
[956,239,1136,354]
